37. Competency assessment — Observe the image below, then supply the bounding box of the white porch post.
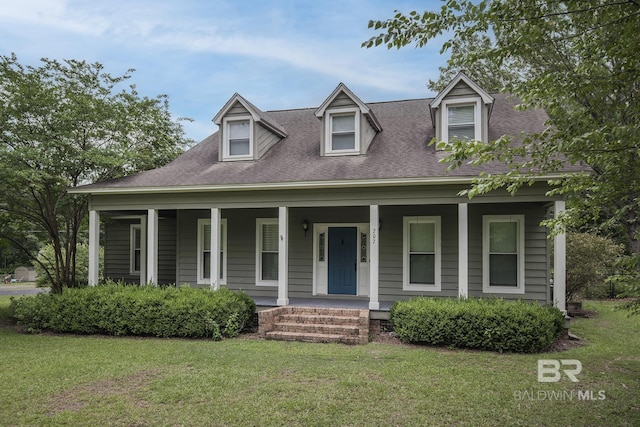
[88,210,100,286]
[146,209,158,285]
[277,206,289,306]
[553,201,567,312]
[210,208,221,290]
[369,205,380,310]
[458,203,469,298]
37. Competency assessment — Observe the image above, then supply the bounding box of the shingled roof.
[72,93,579,193]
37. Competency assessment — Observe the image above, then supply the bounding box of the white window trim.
[482,215,525,294]
[324,107,360,156]
[130,224,142,275]
[403,216,442,292]
[441,97,482,143]
[222,116,253,161]
[197,218,227,285]
[256,218,279,287]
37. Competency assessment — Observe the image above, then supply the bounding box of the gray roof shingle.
[74,94,580,191]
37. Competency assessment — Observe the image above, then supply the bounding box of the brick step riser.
[265,331,359,345]
[277,308,364,317]
[272,323,360,335]
[279,314,362,326]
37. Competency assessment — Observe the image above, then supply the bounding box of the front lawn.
[0,297,638,426]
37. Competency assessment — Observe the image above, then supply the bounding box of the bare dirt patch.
[47,370,161,416]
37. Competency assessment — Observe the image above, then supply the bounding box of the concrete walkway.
[0,284,50,296]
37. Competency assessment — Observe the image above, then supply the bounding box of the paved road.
[0,284,50,296]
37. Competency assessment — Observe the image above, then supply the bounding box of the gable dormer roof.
[212,93,287,138]
[429,72,495,123]
[314,83,382,132]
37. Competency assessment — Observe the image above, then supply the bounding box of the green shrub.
[390,297,564,353]
[563,232,623,301]
[10,282,255,339]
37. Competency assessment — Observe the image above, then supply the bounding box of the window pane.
[203,251,211,280]
[490,222,518,253]
[449,124,475,140]
[332,133,355,151]
[219,252,224,280]
[229,121,250,139]
[262,224,278,252]
[134,250,140,272]
[410,254,435,284]
[134,228,141,248]
[332,114,355,132]
[229,139,250,155]
[448,105,474,124]
[489,254,517,286]
[410,222,435,252]
[262,253,279,281]
[202,224,211,251]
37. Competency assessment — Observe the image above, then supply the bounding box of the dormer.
[212,93,287,162]
[429,72,494,144]
[314,83,382,156]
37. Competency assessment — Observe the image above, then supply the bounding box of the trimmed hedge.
[10,283,256,340]
[390,297,564,353]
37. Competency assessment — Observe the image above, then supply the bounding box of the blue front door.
[328,227,358,295]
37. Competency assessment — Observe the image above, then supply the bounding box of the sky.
[0,0,448,143]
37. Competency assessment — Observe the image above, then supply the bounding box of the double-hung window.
[325,108,359,155]
[403,216,441,291]
[483,215,525,294]
[256,218,279,286]
[442,98,482,143]
[130,224,142,275]
[223,117,253,160]
[197,218,227,285]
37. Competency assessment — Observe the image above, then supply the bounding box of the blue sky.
[0,0,447,143]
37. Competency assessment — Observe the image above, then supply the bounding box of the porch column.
[277,206,289,306]
[458,203,469,298]
[369,205,380,310]
[210,208,221,290]
[88,210,100,286]
[146,209,158,285]
[553,201,567,312]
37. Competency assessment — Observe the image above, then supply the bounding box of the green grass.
[1,297,639,426]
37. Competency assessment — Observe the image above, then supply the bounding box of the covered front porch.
[85,185,568,312]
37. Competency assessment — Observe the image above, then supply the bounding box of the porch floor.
[253,297,393,311]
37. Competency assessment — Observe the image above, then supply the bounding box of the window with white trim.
[483,215,525,294]
[325,108,360,155]
[256,218,278,286]
[442,97,482,143]
[130,224,142,275]
[222,117,253,160]
[403,216,441,291]
[197,218,227,285]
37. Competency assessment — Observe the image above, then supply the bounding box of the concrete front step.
[264,331,361,345]
[258,306,370,345]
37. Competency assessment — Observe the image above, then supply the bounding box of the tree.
[363,1,640,255]
[0,54,191,293]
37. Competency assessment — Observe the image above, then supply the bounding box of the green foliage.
[9,283,255,339]
[364,1,640,253]
[34,243,103,288]
[390,297,564,353]
[562,233,624,301]
[0,54,191,293]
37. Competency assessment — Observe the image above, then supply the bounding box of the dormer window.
[325,108,360,155]
[223,116,253,160]
[441,98,481,142]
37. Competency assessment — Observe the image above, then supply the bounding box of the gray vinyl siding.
[446,80,476,98]
[104,219,139,284]
[104,216,176,285]
[328,92,357,109]
[256,124,281,159]
[467,203,549,303]
[227,102,249,117]
[378,205,459,302]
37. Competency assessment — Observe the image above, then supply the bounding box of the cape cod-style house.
[71,73,571,324]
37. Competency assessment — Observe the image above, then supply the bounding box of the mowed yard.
[0,297,638,427]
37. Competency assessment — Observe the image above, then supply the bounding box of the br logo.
[537,359,582,382]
